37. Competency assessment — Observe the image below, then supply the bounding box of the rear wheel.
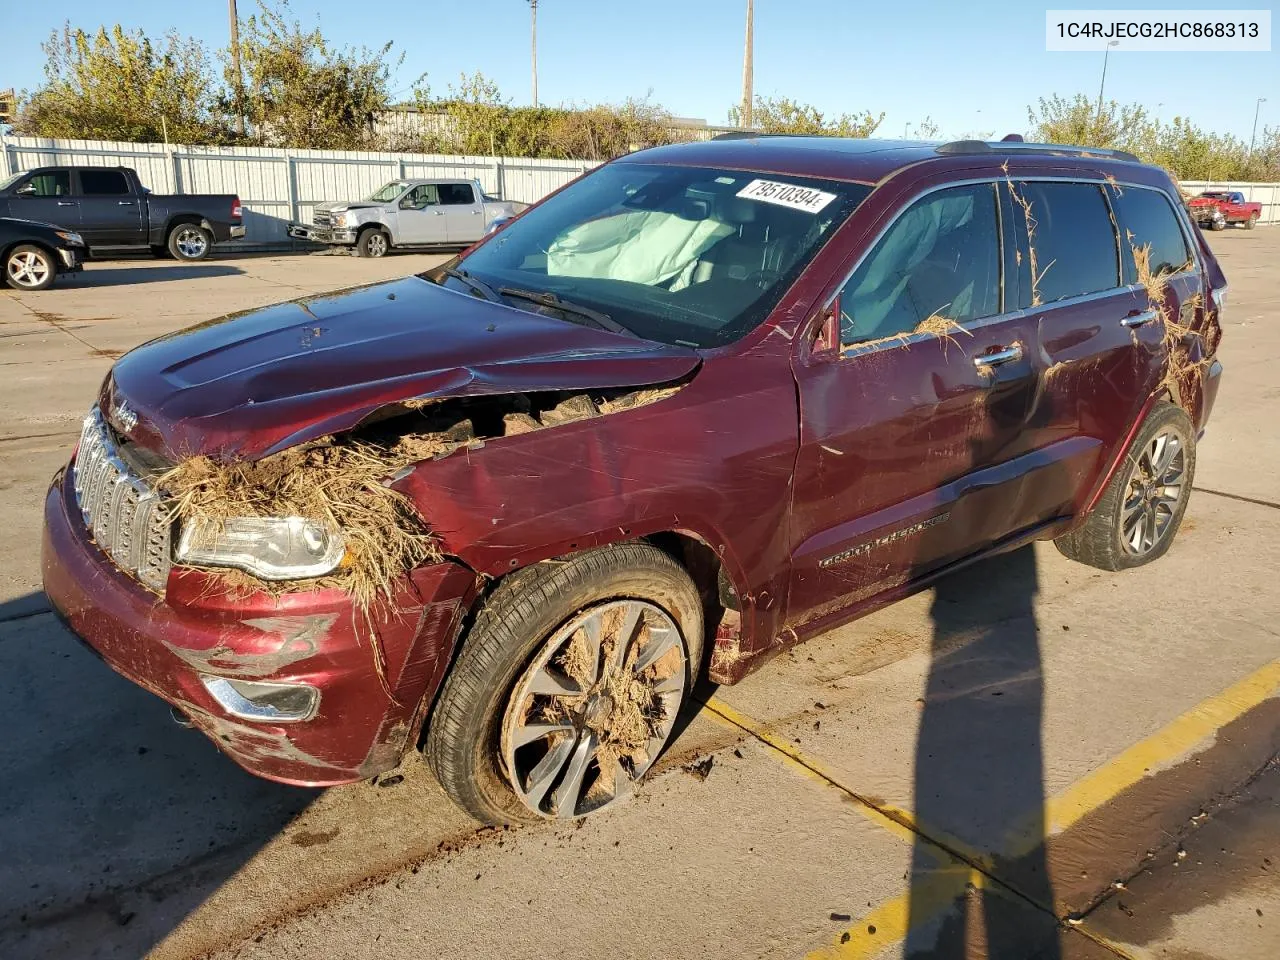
[356,227,389,258]
[4,245,57,291]
[1055,402,1195,571]
[168,223,212,261]
[426,543,704,825]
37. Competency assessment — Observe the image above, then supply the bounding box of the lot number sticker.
[736,179,837,214]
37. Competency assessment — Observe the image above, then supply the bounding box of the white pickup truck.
[288,178,523,257]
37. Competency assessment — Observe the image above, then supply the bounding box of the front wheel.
[1210,218,1227,231]
[1055,402,1195,571]
[355,227,390,258]
[1244,214,1258,230]
[4,245,57,291]
[426,543,704,825]
[168,223,212,261]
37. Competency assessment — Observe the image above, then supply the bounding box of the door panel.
[75,169,141,244]
[395,183,448,244]
[787,314,1042,632]
[10,171,80,232]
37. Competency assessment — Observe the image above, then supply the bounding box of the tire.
[355,227,389,258]
[4,244,58,291]
[426,542,704,825]
[167,223,212,261]
[1244,214,1258,230]
[1210,218,1227,231]
[1055,402,1195,571]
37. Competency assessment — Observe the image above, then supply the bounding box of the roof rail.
[710,131,797,141]
[934,139,1141,164]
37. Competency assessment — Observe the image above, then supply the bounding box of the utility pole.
[1094,40,1119,132]
[229,0,245,137]
[528,0,539,108]
[1250,97,1267,154]
[740,0,754,129]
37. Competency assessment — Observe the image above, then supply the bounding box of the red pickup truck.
[1187,190,1262,230]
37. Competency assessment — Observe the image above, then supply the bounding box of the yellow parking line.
[702,657,1280,960]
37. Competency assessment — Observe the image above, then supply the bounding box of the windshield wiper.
[440,267,501,303]
[497,287,636,337]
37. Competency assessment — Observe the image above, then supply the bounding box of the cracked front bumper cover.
[42,467,478,786]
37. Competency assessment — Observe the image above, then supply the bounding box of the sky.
[1,0,1275,143]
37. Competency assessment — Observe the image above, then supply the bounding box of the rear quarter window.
[1112,187,1192,283]
[1014,181,1119,306]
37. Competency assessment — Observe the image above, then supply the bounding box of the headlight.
[176,516,346,580]
[334,211,351,227]
[55,230,85,247]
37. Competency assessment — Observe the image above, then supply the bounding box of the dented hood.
[105,276,699,461]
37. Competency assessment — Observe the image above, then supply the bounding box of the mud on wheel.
[425,543,704,825]
[1055,401,1195,571]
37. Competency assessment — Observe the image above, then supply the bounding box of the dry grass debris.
[1133,243,1215,408]
[854,313,973,354]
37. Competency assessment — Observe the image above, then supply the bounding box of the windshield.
[448,162,871,347]
[367,181,411,202]
[0,172,22,192]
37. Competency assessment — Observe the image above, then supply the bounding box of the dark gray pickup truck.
[0,166,244,261]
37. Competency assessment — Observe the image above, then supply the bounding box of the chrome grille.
[73,409,173,592]
[313,210,333,227]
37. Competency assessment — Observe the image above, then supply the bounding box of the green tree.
[1026,93,1149,151]
[728,95,883,137]
[227,0,402,149]
[14,23,222,142]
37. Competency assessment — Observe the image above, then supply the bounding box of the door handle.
[433,211,444,216]
[973,343,1023,370]
[1121,309,1158,328]
[117,200,135,206]
[56,201,76,206]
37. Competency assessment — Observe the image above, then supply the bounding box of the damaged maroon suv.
[43,136,1226,824]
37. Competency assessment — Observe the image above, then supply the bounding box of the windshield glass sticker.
[736,179,837,214]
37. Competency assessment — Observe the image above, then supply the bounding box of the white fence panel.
[0,135,599,247]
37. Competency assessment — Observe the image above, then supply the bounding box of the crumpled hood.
[104,276,699,461]
[314,200,383,214]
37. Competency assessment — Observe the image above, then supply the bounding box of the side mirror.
[15,182,36,197]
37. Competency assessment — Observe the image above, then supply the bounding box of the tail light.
[231,196,243,220]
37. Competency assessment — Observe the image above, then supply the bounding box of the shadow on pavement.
[69,264,244,287]
[906,548,1062,958]
[0,591,317,960]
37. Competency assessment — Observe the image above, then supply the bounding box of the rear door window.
[839,182,1002,346]
[439,183,476,205]
[1013,182,1119,306]
[1112,187,1192,283]
[78,169,130,196]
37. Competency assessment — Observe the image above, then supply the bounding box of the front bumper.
[287,222,357,245]
[42,467,478,786]
[58,247,84,272]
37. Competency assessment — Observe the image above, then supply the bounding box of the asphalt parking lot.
[1,233,1277,960]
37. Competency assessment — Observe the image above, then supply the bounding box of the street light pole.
[904,122,912,139]
[1251,97,1267,154]
[741,0,754,129]
[1095,40,1119,132]
[528,0,539,108]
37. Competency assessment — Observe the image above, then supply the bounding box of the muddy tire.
[4,244,57,291]
[1055,402,1195,571]
[355,227,389,258]
[168,223,212,261]
[1244,214,1258,230]
[426,542,704,825]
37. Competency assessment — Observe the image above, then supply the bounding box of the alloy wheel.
[1121,428,1187,555]
[175,227,208,258]
[500,599,688,819]
[6,250,51,288]
[367,232,388,257]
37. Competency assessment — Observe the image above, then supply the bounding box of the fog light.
[201,676,319,722]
